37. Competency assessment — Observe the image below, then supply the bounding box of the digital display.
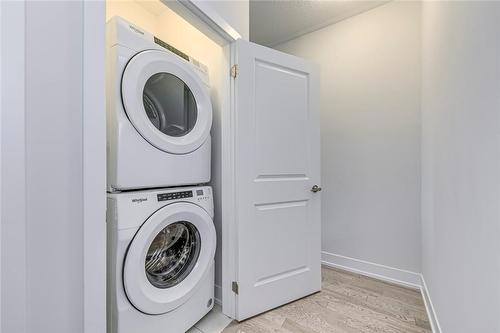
[153,37,190,62]
[157,190,193,202]
[196,189,204,196]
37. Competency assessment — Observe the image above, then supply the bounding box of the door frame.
[83,2,106,333]
[163,0,240,318]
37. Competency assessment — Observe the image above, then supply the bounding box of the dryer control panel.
[157,190,193,202]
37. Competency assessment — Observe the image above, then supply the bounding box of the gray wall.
[275,1,422,272]
[421,2,500,332]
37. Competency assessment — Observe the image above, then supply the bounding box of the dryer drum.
[145,221,201,289]
[142,72,198,138]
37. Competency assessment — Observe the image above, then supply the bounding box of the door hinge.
[230,64,238,79]
[231,281,239,294]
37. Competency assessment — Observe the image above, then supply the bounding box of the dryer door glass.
[145,221,201,289]
[143,73,198,137]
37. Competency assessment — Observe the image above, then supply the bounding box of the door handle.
[311,185,322,193]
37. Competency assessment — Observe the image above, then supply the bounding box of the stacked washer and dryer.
[106,17,216,333]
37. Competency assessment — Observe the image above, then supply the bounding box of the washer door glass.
[143,73,198,138]
[123,202,216,314]
[145,221,201,289]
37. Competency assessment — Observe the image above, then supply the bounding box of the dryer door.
[123,202,216,314]
[122,50,212,154]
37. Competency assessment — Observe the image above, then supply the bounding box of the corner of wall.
[420,275,443,333]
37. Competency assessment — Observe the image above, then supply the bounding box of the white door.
[230,40,321,320]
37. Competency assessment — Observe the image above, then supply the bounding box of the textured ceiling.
[250,0,390,46]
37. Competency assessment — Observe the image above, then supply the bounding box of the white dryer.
[107,186,216,333]
[106,16,212,191]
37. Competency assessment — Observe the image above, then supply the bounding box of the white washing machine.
[106,16,212,191]
[107,186,216,333]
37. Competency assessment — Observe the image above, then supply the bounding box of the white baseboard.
[214,284,222,305]
[321,251,442,333]
[321,251,422,289]
[420,275,442,333]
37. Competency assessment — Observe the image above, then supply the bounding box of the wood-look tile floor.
[223,266,432,333]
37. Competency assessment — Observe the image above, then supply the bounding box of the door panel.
[254,60,309,176]
[233,40,321,320]
[253,200,309,284]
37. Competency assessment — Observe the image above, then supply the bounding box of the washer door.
[123,202,216,314]
[122,50,212,154]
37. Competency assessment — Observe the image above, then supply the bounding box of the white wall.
[25,3,85,331]
[275,1,422,273]
[1,2,27,332]
[421,2,500,332]
[1,2,105,332]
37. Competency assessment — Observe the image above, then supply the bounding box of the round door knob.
[311,185,322,193]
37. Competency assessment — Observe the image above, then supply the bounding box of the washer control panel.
[157,190,193,202]
[196,188,210,202]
